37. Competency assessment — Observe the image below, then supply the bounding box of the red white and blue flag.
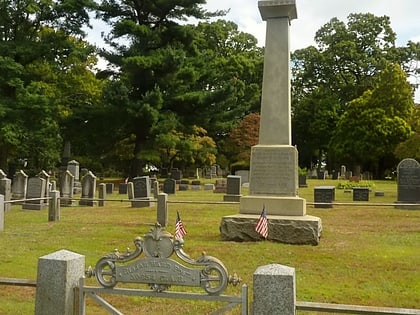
[175,211,188,239]
[255,206,268,239]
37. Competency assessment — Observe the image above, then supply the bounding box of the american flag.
[255,206,268,239]
[175,211,187,239]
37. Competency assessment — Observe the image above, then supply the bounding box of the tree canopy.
[292,13,420,176]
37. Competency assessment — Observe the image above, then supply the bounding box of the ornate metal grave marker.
[87,223,240,295]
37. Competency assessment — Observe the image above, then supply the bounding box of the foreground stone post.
[35,249,85,315]
[157,193,168,227]
[0,194,4,231]
[253,264,296,315]
[48,190,60,222]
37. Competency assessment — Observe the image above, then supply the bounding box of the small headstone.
[375,191,385,197]
[38,170,50,205]
[133,176,150,198]
[314,186,335,208]
[22,177,47,210]
[224,175,242,202]
[163,178,176,194]
[191,180,201,190]
[204,183,215,190]
[59,170,75,206]
[67,160,80,181]
[79,171,97,206]
[171,169,182,180]
[105,183,114,194]
[12,170,28,200]
[118,183,128,194]
[131,176,153,207]
[235,170,249,184]
[179,179,189,191]
[353,187,369,201]
[213,179,227,193]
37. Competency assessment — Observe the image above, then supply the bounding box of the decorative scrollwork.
[87,223,240,295]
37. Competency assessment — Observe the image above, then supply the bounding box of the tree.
[330,64,414,177]
[96,0,263,176]
[226,112,260,165]
[291,13,420,173]
[394,104,420,161]
[0,0,101,174]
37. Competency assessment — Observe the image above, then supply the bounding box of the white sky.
[86,0,420,100]
[203,0,420,49]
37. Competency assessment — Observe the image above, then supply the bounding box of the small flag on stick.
[175,211,187,239]
[255,206,268,239]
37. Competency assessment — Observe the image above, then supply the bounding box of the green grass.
[0,179,419,314]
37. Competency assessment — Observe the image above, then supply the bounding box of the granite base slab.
[220,214,322,245]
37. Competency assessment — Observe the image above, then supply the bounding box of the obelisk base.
[220,214,322,245]
[240,195,306,216]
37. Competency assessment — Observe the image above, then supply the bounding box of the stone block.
[220,214,322,245]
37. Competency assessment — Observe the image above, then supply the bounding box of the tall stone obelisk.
[220,0,322,245]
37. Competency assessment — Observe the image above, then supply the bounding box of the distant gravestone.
[67,160,80,181]
[38,170,50,205]
[213,179,227,193]
[171,169,182,181]
[79,171,97,206]
[314,186,335,208]
[105,183,114,194]
[68,160,81,194]
[60,170,75,206]
[131,176,153,207]
[118,183,128,194]
[179,179,189,191]
[163,178,176,194]
[235,170,249,184]
[133,176,150,198]
[396,158,420,209]
[22,177,47,210]
[12,170,28,200]
[353,187,369,201]
[224,175,242,202]
[191,180,201,190]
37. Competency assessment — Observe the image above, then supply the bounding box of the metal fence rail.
[77,278,248,315]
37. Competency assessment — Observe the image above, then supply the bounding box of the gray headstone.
[12,170,28,200]
[314,186,335,208]
[67,160,80,181]
[133,176,151,198]
[118,183,128,194]
[397,158,420,203]
[79,171,97,206]
[353,187,369,201]
[163,179,176,194]
[22,177,47,210]
[59,170,74,206]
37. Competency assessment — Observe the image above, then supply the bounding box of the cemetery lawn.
[0,179,419,314]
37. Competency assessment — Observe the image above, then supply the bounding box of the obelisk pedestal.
[220,0,322,245]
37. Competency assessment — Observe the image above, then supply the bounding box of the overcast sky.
[203,0,420,50]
